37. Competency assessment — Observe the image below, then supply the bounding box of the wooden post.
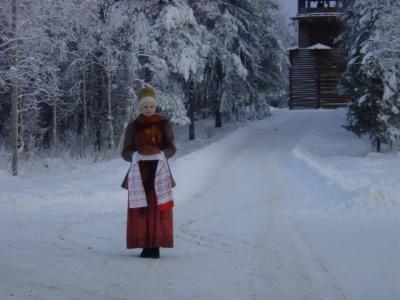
[316,52,321,108]
[289,51,293,109]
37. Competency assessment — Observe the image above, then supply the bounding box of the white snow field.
[0,109,399,300]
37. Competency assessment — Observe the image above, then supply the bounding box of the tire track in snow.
[175,112,350,299]
[250,137,349,300]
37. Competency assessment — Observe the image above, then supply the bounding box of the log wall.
[289,49,349,109]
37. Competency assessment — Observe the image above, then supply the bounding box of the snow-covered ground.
[0,109,399,300]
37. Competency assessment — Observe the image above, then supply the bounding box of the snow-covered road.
[0,109,399,300]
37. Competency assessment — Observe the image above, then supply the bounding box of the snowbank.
[292,109,400,215]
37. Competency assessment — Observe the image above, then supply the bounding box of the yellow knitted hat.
[138,86,157,108]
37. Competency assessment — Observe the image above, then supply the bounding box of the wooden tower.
[289,0,348,109]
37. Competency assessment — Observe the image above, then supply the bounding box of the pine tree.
[0,0,290,160]
[189,0,286,123]
[339,0,400,150]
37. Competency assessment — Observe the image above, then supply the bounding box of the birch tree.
[10,0,18,175]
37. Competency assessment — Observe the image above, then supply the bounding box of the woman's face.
[141,103,156,116]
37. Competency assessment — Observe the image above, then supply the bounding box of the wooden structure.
[289,0,348,109]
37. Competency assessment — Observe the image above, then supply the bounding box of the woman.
[121,86,176,258]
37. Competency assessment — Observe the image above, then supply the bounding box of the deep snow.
[0,108,399,300]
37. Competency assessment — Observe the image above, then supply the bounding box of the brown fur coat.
[121,114,176,189]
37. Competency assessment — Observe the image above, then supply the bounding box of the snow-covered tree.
[0,0,290,164]
[369,1,400,145]
[189,0,287,123]
[0,0,62,172]
[125,0,207,125]
[339,0,400,150]
[273,4,297,107]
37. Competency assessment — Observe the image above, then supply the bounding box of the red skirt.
[126,161,174,249]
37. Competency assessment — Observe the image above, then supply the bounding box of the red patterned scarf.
[135,114,165,155]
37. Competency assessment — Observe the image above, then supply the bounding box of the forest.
[0,0,289,167]
[1,0,399,175]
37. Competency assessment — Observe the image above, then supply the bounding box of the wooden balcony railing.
[298,7,340,14]
[298,0,344,14]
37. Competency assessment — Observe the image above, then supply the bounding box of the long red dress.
[125,115,174,249]
[126,161,173,248]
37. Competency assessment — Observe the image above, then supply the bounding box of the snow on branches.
[339,0,400,147]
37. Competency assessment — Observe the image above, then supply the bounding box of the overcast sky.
[279,0,297,16]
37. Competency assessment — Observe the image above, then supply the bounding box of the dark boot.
[139,248,152,258]
[151,247,160,259]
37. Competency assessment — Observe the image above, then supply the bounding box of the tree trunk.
[214,59,223,128]
[18,101,24,154]
[83,66,87,137]
[234,105,239,122]
[107,60,115,149]
[376,137,381,152]
[215,108,222,128]
[53,95,57,147]
[11,0,18,176]
[214,89,222,128]
[95,121,101,152]
[119,80,134,153]
[188,76,195,140]
[11,81,18,176]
